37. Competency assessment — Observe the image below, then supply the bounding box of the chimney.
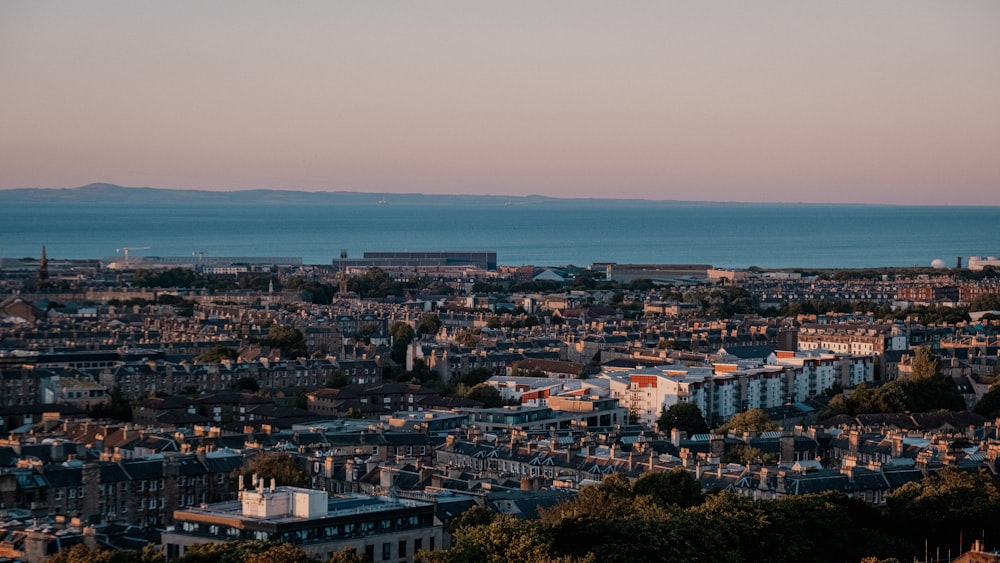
[380,466,394,490]
[695,462,703,479]
[780,431,794,464]
[848,430,860,454]
[670,428,683,448]
[841,455,856,482]
[710,433,725,458]
[891,436,903,458]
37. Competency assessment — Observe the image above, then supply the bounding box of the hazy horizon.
[4,181,1000,208]
[2,2,998,205]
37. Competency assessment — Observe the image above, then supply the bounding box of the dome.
[931,259,946,269]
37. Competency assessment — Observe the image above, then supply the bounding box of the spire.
[38,246,49,280]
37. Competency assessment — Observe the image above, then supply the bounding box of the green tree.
[969,292,1000,311]
[910,346,942,378]
[417,313,443,336]
[465,383,502,408]
[455,327,484,347]
[177,541,319,563]
[327,547,368,563]
[714,409,777,435]
[262,324,306,358]
[351,267,398,298]
[886,467,1000,555]
[48,544,163,563]
[194,345,239,363]
[632,469,704,508]
[458,367,494,387]
[389,321,415,364]
[232,376,260,392]
[724,444,775,465]
[975,384,1000,418]
[656,402,709,435]
[89,387,133,422]
[420,514,581,563]
[240,452,307,488]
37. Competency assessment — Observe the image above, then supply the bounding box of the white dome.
[931,259,946,269]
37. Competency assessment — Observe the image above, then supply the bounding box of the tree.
[455,327,484,347]
[420,514,577,563]
[48,544,162,563]
[352,267,398,298]
[975,384,1000,418]
[724,444,775,465]
[194,345,238,363]
[633,469,704,508]
[714,409,777,435]
[389,321,415,364]
[969,292,1000,311]
[886,467,1000,555]
[176,541,320,563]
[417,313,443,336]
[327,547,368,563]
[232,376,260,392]
[240,452,307,488]
[262,324,306,358]
[656,403,709,435]
[909,346,942,379]
[89,387,132,422]
[465,383,503,408]
[458,367,494,387]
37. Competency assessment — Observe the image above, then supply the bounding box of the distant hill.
[0,183,717,207]
[0,183,575,207]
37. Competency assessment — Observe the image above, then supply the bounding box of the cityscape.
[0,249,999,562]
[3,2,1000,562]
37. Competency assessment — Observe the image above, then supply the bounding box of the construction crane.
[116,246,150,268]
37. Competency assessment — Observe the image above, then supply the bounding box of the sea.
[2,200,999,270]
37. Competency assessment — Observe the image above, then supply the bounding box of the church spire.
[39,245,49,280]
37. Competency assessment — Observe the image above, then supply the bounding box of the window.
[398,540,407,558]
[382,542,391,560]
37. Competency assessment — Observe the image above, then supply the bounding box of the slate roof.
[123,459,163,480]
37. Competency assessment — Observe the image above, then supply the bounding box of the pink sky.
[1,1,998,204]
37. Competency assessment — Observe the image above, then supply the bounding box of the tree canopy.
[239,452,307,488]
[714,409,777,435]
[261,324,306,358]
[821,348,965,419]
[194,345,239,363]
[417,313,443,336]
[656,402,709,435]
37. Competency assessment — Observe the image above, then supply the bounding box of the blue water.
[2,200,998,268]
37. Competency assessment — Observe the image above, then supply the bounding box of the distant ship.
[378,196,388,205]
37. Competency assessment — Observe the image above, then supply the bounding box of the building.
[41,376,108,409]
[332,251,497,271]
[162,482,442,562]
[968,256,1000,271]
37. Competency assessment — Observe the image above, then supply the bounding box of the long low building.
[332,251,497,271]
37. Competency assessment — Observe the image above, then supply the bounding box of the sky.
[1,1,998,205]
